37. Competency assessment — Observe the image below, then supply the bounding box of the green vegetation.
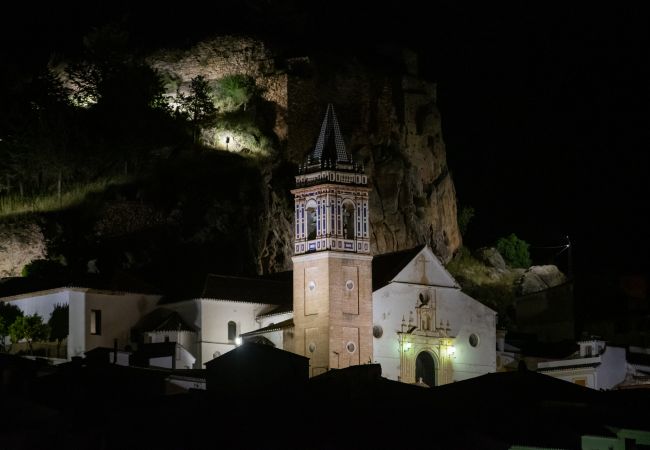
[496,233,531,268]
[0,176,130,218]
[457,205,475,237]
[211,74,257,112]
[9,314,50,355]
[176,75,217,143]
[48,304,69,358]
[0,303,24,351]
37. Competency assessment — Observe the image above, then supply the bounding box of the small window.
[308,342,316,353]
[227,321,237,341]
[90,310,102,335]
[345,280,354,291]
[469,333,479,347]
[346,341,356,353]
[373,325,383,339]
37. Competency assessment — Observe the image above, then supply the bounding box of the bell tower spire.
[293,103,370,255]
[291,104,373,377]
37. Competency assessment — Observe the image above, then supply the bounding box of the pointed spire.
[309,103,351,164]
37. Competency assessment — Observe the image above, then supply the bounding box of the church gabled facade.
[0,104,496,385]
[242,104,496,383]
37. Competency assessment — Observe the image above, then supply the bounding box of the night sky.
[2,2,648,276]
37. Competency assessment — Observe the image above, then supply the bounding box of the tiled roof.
[132,308,197,332]
[0,271,162,301]
[310,103,350,164]
[256,303,293,319]
[372,244,426,291]
[240,318,294,337]
[201,274,292,305]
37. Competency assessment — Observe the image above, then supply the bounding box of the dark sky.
[2,2,648,276]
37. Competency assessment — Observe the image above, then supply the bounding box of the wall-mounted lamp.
[235,336,242,346]
[404,342,412,351]
[447,345,456,357]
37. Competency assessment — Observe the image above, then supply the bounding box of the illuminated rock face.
[149,36,461,272]
[0,219,46,277]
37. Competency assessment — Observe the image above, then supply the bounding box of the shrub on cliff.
[496,233,531,268]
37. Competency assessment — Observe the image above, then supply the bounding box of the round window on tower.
[373,325,383,339]
[345,280,354,291]
[469,333,480,347]
[346,341,357,353]
[308,280,316,292]
[308,342,316,353]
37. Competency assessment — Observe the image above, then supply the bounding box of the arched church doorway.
[415,351,436,387]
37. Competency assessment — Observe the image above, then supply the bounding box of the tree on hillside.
[0,67,74,199]
[457,205,475,237]
[0,303,23,351]
[176,75,217,143]
[496,233,531,268]
[48,304,69,358]
[9,314,50,355]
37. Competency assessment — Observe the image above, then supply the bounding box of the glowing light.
[404,342,412,351]
[235,337,242,346]
[447,346,456,356]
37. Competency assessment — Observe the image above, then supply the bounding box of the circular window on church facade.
[308,342,316,353]
[373,325,383,339]
[346,341,356,353]
[345,280,354,291]
[469,333,480,347]
[308,280,316,291]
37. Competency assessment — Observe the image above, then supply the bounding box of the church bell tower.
[291,104,373,376]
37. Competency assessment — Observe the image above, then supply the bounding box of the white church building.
[0,104,497,386]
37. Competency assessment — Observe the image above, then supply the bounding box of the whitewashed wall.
[373,283,496,383]
[597,346,627,389]
[198,299,270,367]
[83,292,159,353]
[68,290,86,357]
[442,290,496,381]
[5,289,69,320]
[3,289,70,347]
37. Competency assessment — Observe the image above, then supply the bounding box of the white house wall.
[260,330,284,349]
[68,290,86,358]
[3,289,70,347]
[198,299,271,367]
[5,289,69,321]
[83,292,159,355]
[596,346,627,389]
[373,283,496,383]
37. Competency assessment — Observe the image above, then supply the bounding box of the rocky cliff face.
[0,217,47,277]
[0,36,461,280]
[149,36,461,271]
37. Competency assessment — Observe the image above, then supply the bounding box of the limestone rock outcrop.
[149,37,462,271]
[0,218,47,277]
[517,265,568,296]
[475,247,507,271]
